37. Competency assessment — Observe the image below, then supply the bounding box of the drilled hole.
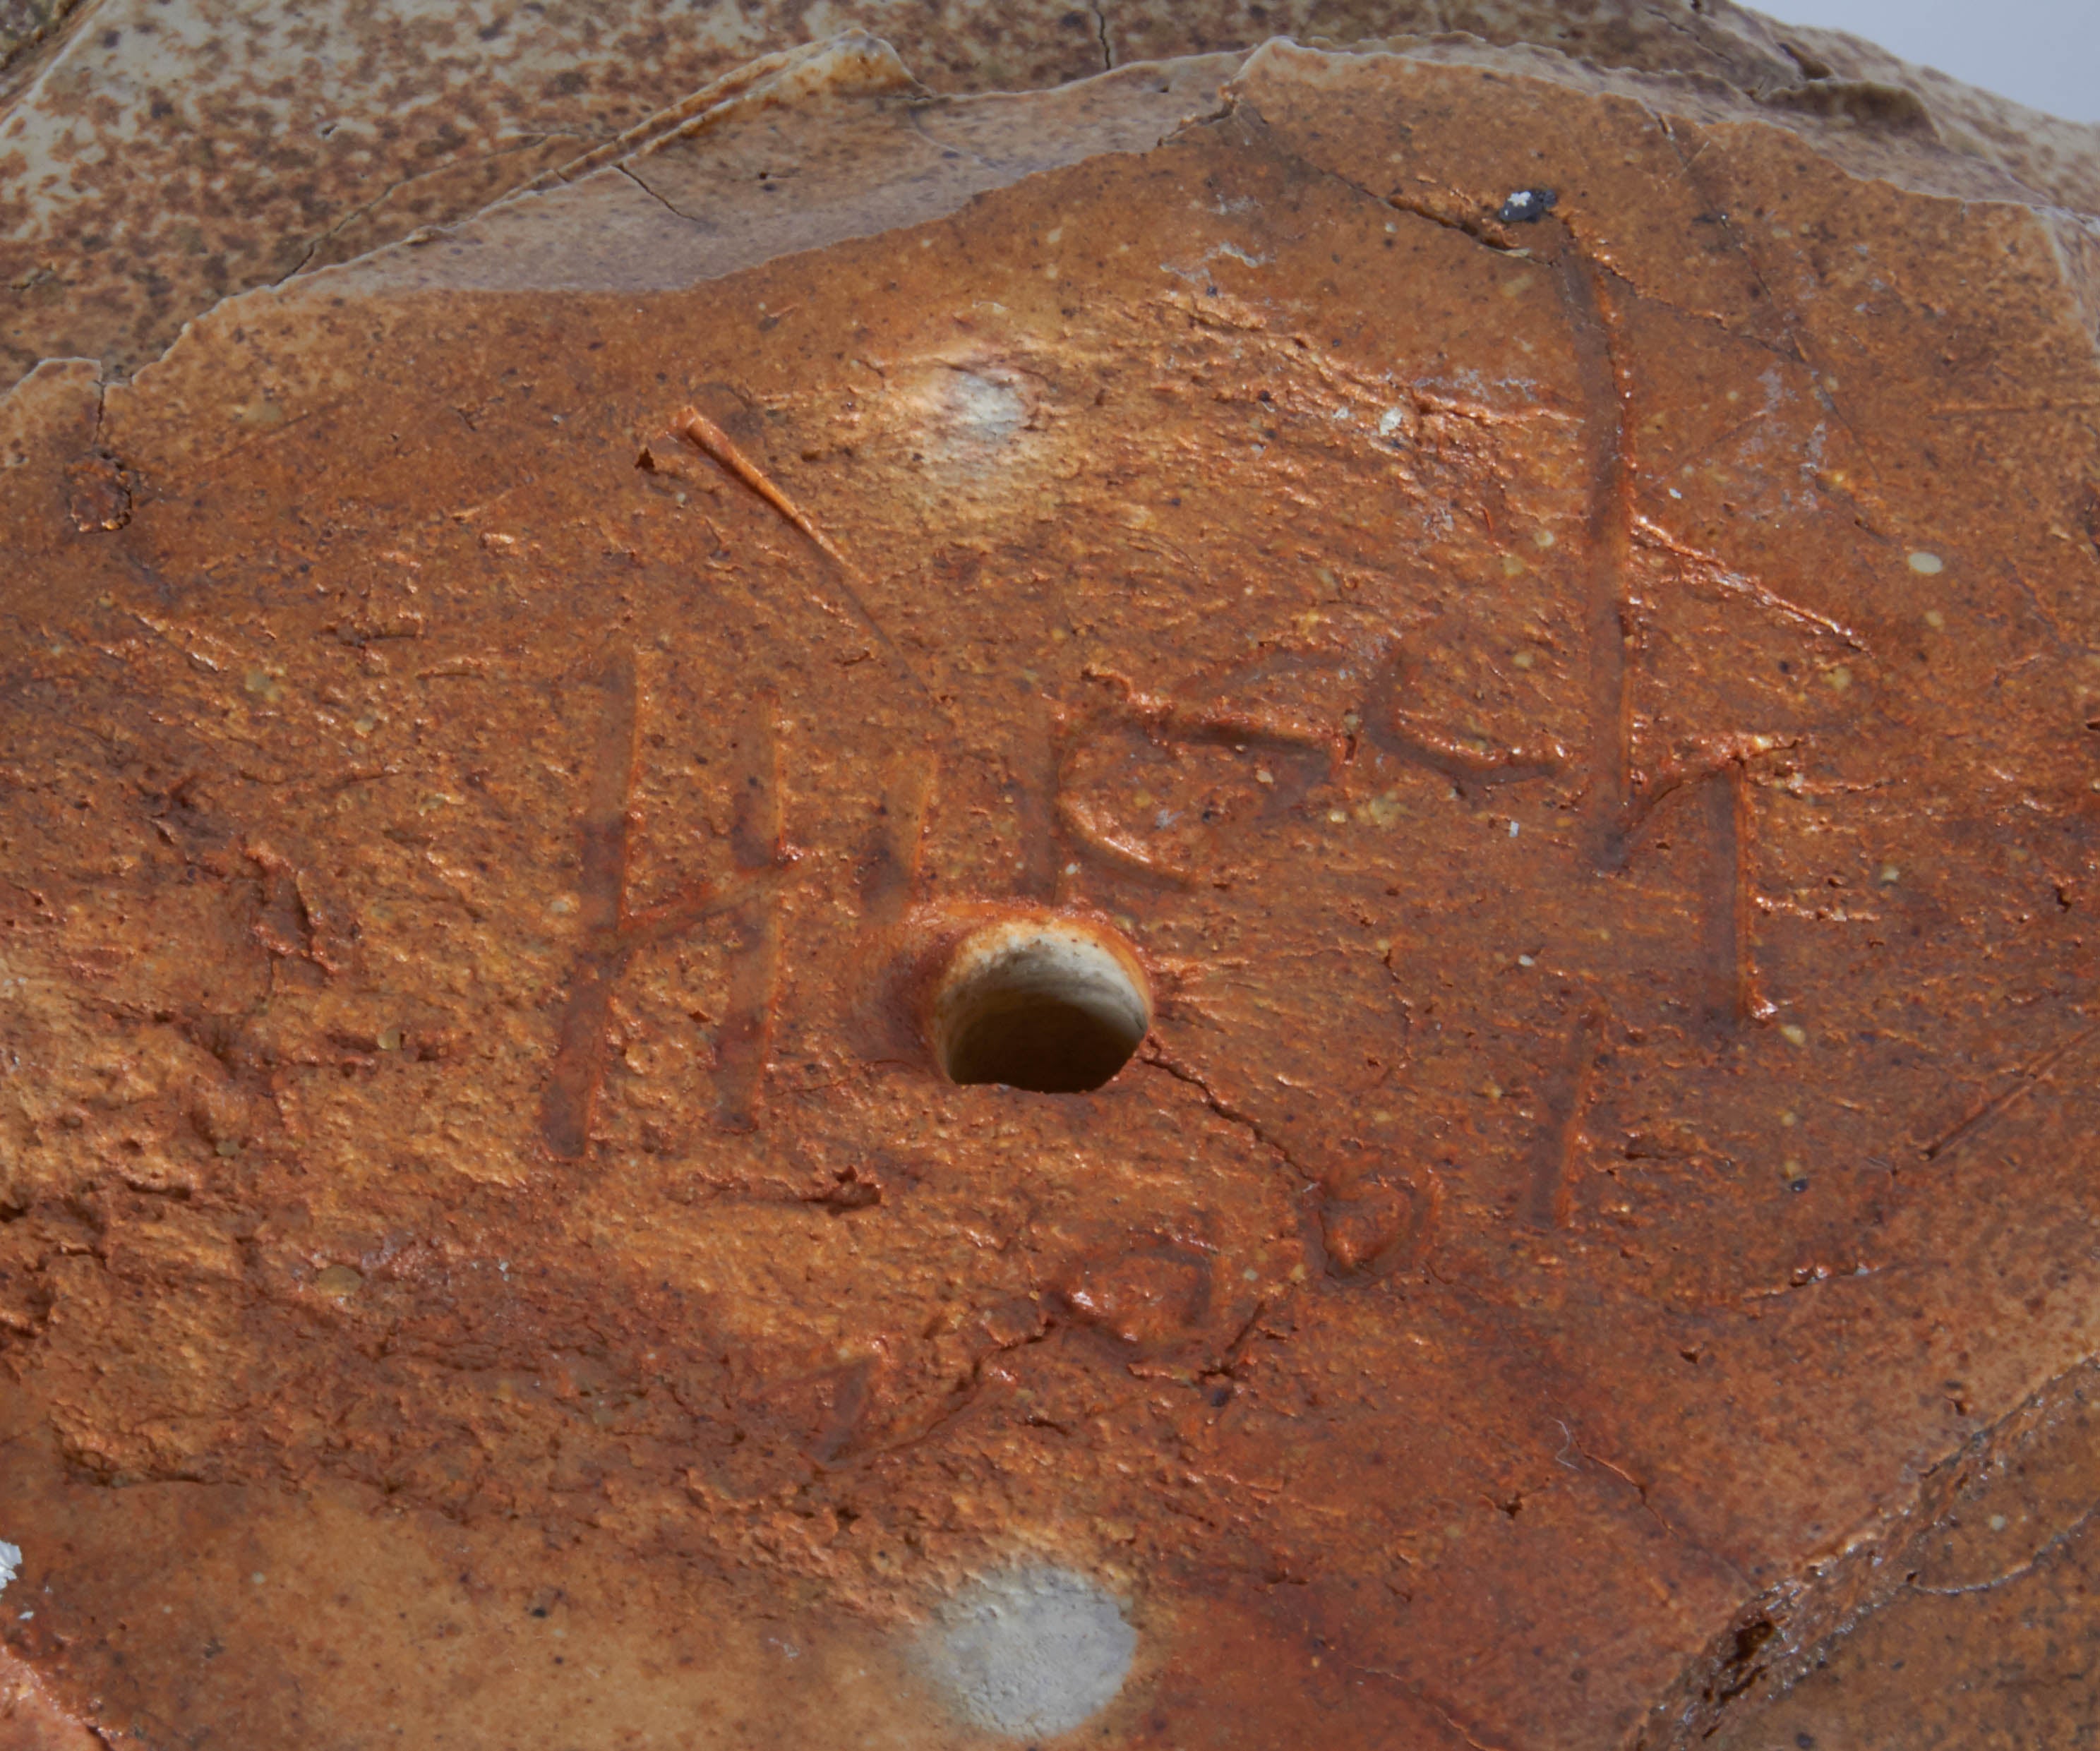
[934,919,1151,1094]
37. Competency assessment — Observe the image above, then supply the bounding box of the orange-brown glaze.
[1,16,2099,1751]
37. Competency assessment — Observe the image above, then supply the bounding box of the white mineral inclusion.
[1907,550,1945,574]
[0,1540,20,1595]
[920,1566,1137,1738]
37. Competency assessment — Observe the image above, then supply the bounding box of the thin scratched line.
[673,405,943,716]
[1921,1023,2099,1162]
[1633,514,1868,649]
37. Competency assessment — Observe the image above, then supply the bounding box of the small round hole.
[933,918,1151,1094]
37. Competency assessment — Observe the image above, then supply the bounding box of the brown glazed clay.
[1,3,2099,1747]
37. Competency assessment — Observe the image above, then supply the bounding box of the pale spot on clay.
[1907,550,1944,574]
[0,1540,20,1596]
[919,1566,1136,1739]
[894,362,1031,478]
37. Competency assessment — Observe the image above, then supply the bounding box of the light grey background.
[1765,0,2099,124]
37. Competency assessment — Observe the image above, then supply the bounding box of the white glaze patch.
[895,362,1029,474]
[920,1566,1136,1738]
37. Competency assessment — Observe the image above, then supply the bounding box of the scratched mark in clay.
[1918,1022,2100,1164]
[715,699,784,1133]
[1527,1006,1606,1229]
[1052,670,1340,887]
[1014,694,1061,903]
[541,651,642,1160]
[1360,649,1568,785]
[1551,236,1638,858]
[1696,757,1763,1029]
[1628,508,1847,1028]
[1518,227,1801,1225]
[858,751,936,930]
[540,656,797,1160]
[1556,242,1802,1031]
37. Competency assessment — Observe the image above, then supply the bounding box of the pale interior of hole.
[937,928,1151,1092]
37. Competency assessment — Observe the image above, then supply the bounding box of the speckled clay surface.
[2,4,2099,1748]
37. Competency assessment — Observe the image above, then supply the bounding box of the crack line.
[1137,1042,1314,1186]
[272,133,594,286]
[616,162,689,222]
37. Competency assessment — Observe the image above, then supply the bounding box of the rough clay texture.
[1,2,2099,1748]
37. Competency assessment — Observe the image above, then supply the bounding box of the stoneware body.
[1,2,2099,1746]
